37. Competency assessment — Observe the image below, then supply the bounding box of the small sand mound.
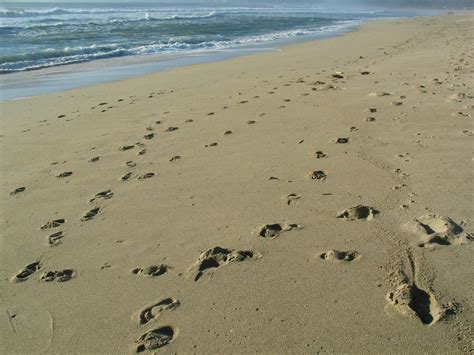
[337,205,377,221]
[406,215,471,248]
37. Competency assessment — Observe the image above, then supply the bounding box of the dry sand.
[1,13,473,354]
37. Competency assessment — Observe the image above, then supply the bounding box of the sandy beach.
[1,13,473,353]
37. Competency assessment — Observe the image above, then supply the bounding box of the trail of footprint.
[133,298,180,325]
[188,246,254,281]
[319,250,359,262]
[132,264,169,277]
[337,205,378,221]
[11,261,42,282]
[40,269,75,282]
[256,223,302,239]
[135,326,176,352]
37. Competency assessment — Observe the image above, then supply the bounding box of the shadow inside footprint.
[386,283,448,325]
[81,207,100,221]
[12,261,42,282]
[10,187,26,196]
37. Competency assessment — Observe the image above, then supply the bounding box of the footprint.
[81,207,100,221]
[125,161,136,168]
[11,261,42,282]
[337,205,378,221]
[48,231,64,246]
[224,130,233,135]
[89,156,100,163]
[41,219,65,230]
[40,269,75,282]
[188,246,254,281]
[169,155,181,162]
[256,223,302,239]
[247,120,256,125]
[165,127,178,132]
[137,149,146,156]
[143,133,154,140]
[119,145,135,151]
[366,108,377,113]
[385,283,454,325]
[366,117,376,122]
[319,250,359,262]
[335,137,349,144]
[56,171,72,178]
[132,264,169,277]
[135,326,176,352]
[89,190,113,203]
[133,298,180,325]
[137,173,154,180]
[10,187,26,196]
[405,215,471,248]
[391,101,403,106]
[286,193,301,205]
[121,172,133,181]
[313,151,327,159]
[307,170,327,181]
[369,92,391,97]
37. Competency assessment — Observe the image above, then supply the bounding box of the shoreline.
[1,12,473,354]
[0,15,411,102]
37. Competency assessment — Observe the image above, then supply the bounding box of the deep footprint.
[40,269,75,282]
[257,223,302,238]
[135,326,176,352]
[11,261,42,282]
[319,250,359,262]
[10,187,26,196]
[132,264,169,277]
[134,298,180,325]
[81,207,100,221]
[48,231,64,246]
[89,190,113,203]
[41,219,65,230]
[386,283,447,325]
[337,205,378,221]
[189,246,254,281]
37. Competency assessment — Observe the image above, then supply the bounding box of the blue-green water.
[0,2,423,74]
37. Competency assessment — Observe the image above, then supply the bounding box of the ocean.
[0,2,428,99]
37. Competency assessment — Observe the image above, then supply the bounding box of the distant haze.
[3,0,474,9]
